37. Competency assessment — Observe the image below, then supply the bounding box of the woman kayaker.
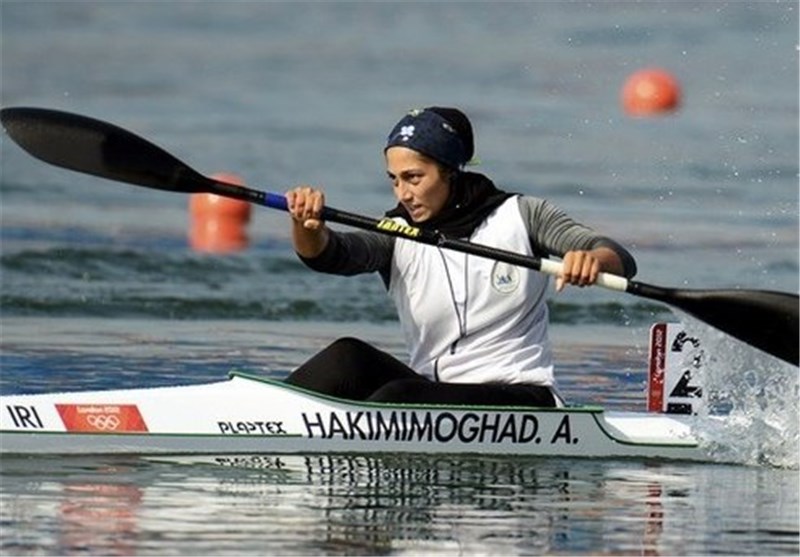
[284,107,637,407]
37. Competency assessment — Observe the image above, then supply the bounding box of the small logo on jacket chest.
[491,262,520,294]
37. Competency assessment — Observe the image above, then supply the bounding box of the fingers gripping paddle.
[2,107,798,366]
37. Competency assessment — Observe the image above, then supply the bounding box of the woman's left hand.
[556,248,624,292]
[556,250,600,292]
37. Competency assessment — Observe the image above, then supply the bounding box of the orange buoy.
[189,173,252,253]
[621,68,681,116]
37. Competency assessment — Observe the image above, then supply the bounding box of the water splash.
[681,318,799,469]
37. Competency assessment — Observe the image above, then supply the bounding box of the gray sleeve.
[298,230,395,286]
[518,196,637,278]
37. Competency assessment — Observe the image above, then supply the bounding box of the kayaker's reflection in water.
[284,107,637,407]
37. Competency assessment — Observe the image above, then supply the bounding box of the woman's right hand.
[286,185,329,258]
[286,185,326,230]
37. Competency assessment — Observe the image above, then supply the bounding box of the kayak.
[0,371,711,460]
[0,322,713,459]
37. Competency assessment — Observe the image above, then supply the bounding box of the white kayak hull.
[0,372,707,460]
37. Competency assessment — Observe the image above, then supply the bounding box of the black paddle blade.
[631,283,799,365]
[1,107,212,194]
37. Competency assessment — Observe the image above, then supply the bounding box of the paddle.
[2,106,798,366]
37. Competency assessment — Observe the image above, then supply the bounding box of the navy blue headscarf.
[384,107,513,238]
[385,108,472,169]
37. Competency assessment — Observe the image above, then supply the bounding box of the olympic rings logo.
[86,414,121,430]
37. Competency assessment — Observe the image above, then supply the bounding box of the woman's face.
[385,146,450,223]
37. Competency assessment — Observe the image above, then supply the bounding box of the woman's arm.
[286,186,394,281]
[518,196,637,291]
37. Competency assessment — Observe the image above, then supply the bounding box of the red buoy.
[189,173,252,253]
[622,68,681,116]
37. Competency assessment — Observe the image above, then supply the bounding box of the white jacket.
[388,197,554,385]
